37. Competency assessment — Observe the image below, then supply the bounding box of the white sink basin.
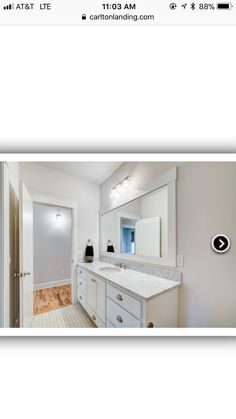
[99,266,120,273]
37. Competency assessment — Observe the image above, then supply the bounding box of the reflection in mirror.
[120,218,136,254]
[102,186,168,261]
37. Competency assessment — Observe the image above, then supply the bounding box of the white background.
[0,23,236,419]
[0,26,235,150]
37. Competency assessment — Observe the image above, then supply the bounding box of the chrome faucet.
[114,262,128,269]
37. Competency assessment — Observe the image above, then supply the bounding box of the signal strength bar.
[3,3,14,9]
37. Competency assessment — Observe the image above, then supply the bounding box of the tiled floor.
[30,303,96,328]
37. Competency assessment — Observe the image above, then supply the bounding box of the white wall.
[177,163,236,327]
[7,162,20,198]
[33,203,72,287]
[20,163,100,259]
[100,161,236,327]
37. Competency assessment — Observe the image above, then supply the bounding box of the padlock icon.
[82,14,86,20]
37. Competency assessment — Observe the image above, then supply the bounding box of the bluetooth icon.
[191,3,196,9]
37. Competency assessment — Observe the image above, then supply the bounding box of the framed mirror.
[101,170,176,267]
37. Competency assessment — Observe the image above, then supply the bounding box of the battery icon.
[217,2,233,9]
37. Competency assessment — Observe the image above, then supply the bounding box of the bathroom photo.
[0,158,235,332]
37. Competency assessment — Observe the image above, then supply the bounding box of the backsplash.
[100,255,182,283]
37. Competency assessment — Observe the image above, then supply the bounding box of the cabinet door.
[96,277,105,323]
[87,274,97,312]
[87,273,105,323]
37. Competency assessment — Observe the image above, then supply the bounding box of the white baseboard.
[34,278,71,291]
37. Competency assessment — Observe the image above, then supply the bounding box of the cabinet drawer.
[77,287,86,310]
[107,298,141,328]
[77,266,87,280]
[87,304,105,328]
[107,284,141,319]
[76,275,86,295]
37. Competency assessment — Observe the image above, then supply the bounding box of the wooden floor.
[34,285,72,315]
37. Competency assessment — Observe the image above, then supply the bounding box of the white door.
[136,216,160,258]
[19,182,34,328]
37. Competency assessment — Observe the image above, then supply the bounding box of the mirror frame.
[100,167,177,268]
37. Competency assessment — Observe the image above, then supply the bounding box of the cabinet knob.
[79,295,82,300]
[79,282,82,285]
[91,278,96,283]
[116,315,123,323]
[116,294,123,301]
[92,315,96,321]
[147,322,154,328]
[79,271,82,274]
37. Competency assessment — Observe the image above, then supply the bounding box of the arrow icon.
[219,239,225,249]
[212,234,230,253]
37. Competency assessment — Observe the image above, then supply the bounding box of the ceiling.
[38,162,123,185]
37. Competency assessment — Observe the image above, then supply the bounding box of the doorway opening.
[15,183,80,328]
[33,202,73,315]
[120,218,136,255]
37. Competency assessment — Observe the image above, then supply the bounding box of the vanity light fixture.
[122,177,129,188]
[111,176,130,197]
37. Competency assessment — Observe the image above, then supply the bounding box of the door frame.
[0,162,11,327]
[0,162,5,327]
[31,193,78,304]
[19,181,34,328]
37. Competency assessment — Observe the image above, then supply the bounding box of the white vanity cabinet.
[106,283,142,327]
[77,263,180,328]
[106,283,178,328]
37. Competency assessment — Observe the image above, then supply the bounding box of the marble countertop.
[77,261,180,301]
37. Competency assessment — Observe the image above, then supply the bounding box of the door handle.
[14,272,22,278]
[14,272,31,278]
